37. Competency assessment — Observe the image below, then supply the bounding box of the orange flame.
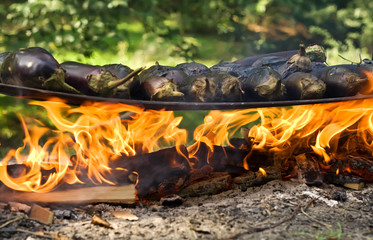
[0,100,187,192]
[2,97,373,193]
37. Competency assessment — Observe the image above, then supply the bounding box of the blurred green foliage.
[1,0,373,156]
[1,0,372,60]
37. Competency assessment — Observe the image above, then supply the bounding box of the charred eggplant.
[176,62,211,76]
[204,71,243,102]
[0,52,10,69]
[231,66,285,101]
[277,44,312,79]
[177,74,218,102]
[320,66,366,97]
[283,72,326,100]
[137,76,184,101]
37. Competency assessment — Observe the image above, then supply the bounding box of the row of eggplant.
[0,45,372,102]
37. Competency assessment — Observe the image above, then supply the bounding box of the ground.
[0,180,372,240]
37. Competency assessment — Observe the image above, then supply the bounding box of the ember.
[0,97,372,201]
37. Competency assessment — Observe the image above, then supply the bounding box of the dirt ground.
[0,179,372,240]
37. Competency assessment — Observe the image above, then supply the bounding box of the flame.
[258,167,267,177]
[2,97,373,193]
[0,101,187,192]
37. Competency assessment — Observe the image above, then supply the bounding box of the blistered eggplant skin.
[239,67,285,101]
[0,48,60,88]
[177,75,217,102]
[100,64,139,99]
[140,76,184,101]
[61,61,101,95]
[102,64,133,78]
[251,56,288,69]
[277,44,312,79]
[205,71,243,102]
[139,63,175,81]
[139,63,187,86]
[210,62,243,73]
[321,66,366,97]
[176,62,211,76]
[283,72,326,100]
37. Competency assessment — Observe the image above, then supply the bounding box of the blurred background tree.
[0,0,372,156]
[1,0,372,65]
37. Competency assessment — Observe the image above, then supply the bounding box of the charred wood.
[110,146,191,198]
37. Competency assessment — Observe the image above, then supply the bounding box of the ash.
[0,180,372,240]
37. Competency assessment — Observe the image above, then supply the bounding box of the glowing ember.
[1,98,373,193]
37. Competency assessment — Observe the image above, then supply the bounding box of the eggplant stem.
[107,66,145,89]
[299,44,306,56]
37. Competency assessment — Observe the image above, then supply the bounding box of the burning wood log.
[179,173,232,198]
[338,155,373,182]
[233,166,281,191]
[110,146,191,198]
[324,173,365,190]
[295,153,323,186]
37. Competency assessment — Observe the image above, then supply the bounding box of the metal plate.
[1,83,373,111]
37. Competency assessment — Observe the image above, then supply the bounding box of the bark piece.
[160,194,184,207]
[8,202,31,213]
[111,211,138,221]
[92,215,112,228]
[28,204,54,225]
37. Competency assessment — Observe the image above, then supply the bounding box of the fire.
[0,100,187,192]
[1,98,373,193]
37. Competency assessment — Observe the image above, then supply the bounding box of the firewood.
[0,185,136,204]
[324,173,365,190]
[295,153,323,186]
[339,156,373,182]
[110,146,191,198]
[28,204,54,225]
[233,166,281,191]
[179,173,232,198]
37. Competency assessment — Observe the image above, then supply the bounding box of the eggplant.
[61,61,140,97]
[101,64,141,99]
[178,74,218,102]
[320,66,366,97]
[235,44,326,66]
[210,62,245,74]
[176,62,211,76]
[212,64,285,100]
[277,44,312,79]
[137,76,184,101]
[0,47,79,94]
[226,65,285,101]
[139,62,187,85]
[0,52,10,69]
[61,61,100,95]
[203,71,243,102]
[251,56,288,69]
[283,72,326,100]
